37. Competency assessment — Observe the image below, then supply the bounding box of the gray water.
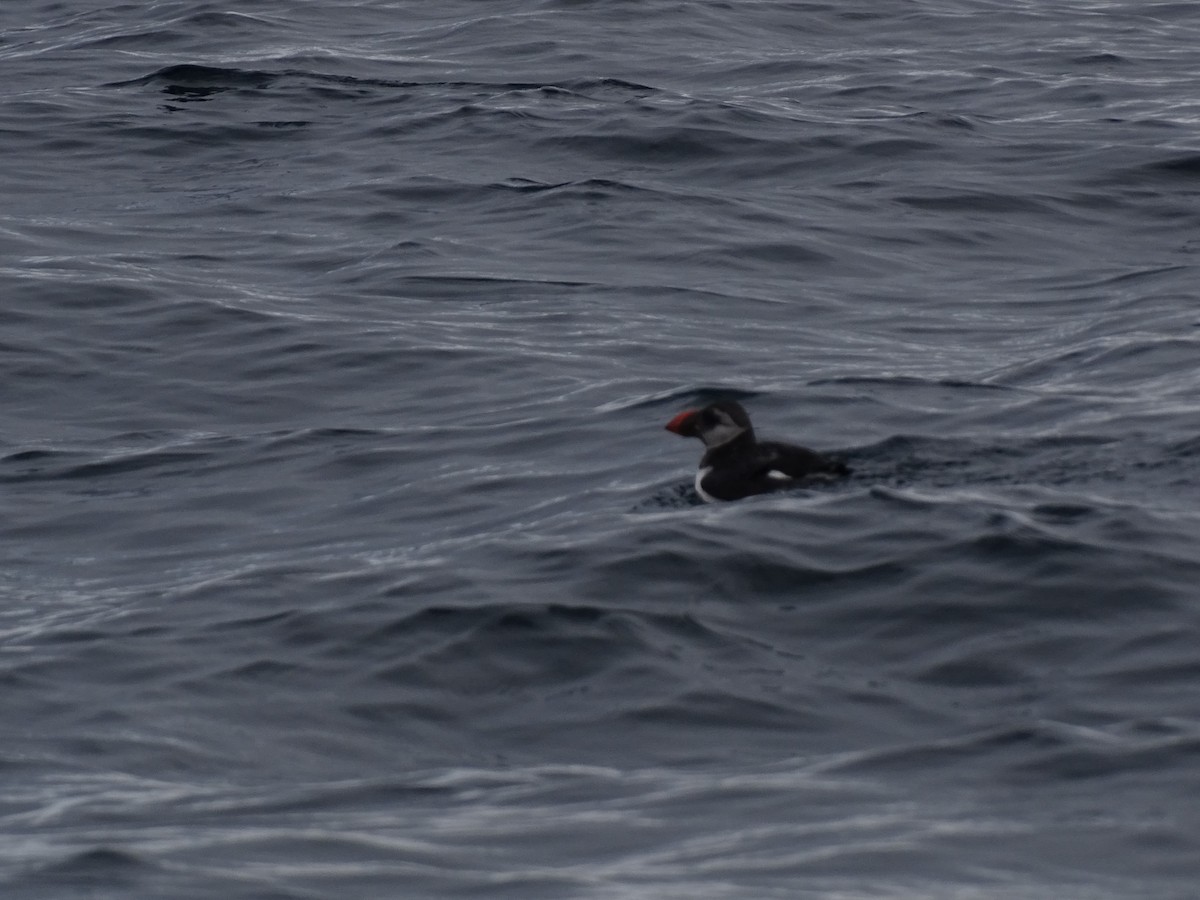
[4,2,1200,897]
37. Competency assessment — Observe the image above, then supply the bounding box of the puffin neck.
[701,428,756,461]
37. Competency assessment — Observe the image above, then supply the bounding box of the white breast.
[694,466,718,503]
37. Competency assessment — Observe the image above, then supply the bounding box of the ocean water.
[4,1,1200,897]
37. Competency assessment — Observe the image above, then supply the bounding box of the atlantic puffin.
[665,400,849,502]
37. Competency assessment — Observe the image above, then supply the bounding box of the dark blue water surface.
[5,1,1200,897]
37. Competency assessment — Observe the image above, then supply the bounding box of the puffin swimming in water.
[665,399,849,502]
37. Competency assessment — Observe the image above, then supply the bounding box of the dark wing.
[757,441,850,479]
[698,442,849,501]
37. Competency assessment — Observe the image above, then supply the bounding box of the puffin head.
[665,400,754,448]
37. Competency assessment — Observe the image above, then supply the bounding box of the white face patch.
[766,469,793,482]
[699,408,745,448]
[694,466,718,502]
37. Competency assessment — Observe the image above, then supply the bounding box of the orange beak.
[665,409,698,436]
